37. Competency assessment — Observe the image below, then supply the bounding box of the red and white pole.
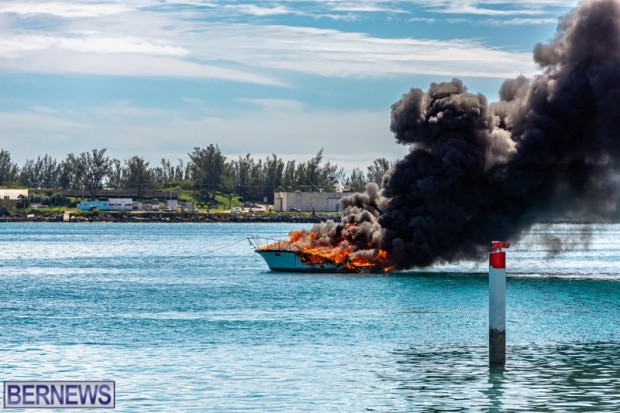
[489,240,510,366]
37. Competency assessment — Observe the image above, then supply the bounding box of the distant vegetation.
[0,147,394,208]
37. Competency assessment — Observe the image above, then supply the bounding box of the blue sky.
[0,0,576,171]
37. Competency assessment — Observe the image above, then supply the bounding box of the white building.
[274,192,353,212]
[135,201,160,211]
[108,198,133,211]
[166,200,178,211]
[179,201,194,212]
[0,189,28,200]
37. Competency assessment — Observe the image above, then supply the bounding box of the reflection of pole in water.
[489,241,509,366]
[486,366,506,412]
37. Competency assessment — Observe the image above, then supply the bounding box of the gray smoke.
[298,182,389,265]
[379,0,620,268]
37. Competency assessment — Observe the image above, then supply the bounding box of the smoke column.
[286,0,620,271]
[380,0,620,268]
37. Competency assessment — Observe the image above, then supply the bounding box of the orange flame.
[260,227,393,273]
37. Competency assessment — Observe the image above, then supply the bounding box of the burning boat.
[248,234,393,274]
[248,185,393,273]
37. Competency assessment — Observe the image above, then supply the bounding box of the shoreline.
[0,211,341,223]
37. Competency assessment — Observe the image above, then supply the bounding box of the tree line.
[0,146,394,203]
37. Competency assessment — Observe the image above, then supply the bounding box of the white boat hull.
[255,250,342,272]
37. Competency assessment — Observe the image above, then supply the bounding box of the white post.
[489,240,509,366]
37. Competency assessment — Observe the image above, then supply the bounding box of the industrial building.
[273,191,353,212]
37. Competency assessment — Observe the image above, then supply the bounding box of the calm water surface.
[0,222,619,411]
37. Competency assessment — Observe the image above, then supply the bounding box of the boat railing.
[247,235,294,251]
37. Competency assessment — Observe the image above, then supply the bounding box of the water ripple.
[1,222,620,411]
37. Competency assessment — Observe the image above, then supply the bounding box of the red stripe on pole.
[489,251,506,269]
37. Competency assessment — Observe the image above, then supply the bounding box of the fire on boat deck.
[248,236,392,274]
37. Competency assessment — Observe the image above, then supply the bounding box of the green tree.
[288,149,345,192]
[124,156,155,199]
[174,159,187,181]
[318,161,344,192]
[0,150,19,186]
[107,159,123,190]
[189,145,227,203]
[58,153,82,190]
[345,167,367,192]
[231,154,253,202]
[281,160,296,191]
[38,155,60,189]
[306,148,323,190]
[19,155,60,189]
[248,158,265,201]
[294,162,308,190]
[18,159,38,188]
[367,157,394,187]
[263,154,284,202]
[79,148,111,199]
[219,162,237,198]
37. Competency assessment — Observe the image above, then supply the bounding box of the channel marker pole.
[489,240,510,366]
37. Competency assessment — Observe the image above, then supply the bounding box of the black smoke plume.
[293,0,620,270]
[380,0,620,268]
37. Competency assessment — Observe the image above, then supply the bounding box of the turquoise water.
[0,222,619,411]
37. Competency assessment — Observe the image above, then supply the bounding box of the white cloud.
[315,0,573,17]
[29,105,56,114]
[487,17,558,26]
[152,22,535,79]
[222,4,297,16]
[0,1,132,18]
[328,3,409,14]
[0,0,539,82]
[408,17,438,23]
[0,0,576,20]
[0,49,287,85]
[235,98,307,111]
[0,34,188,57]
[418,0,575,13]
[436,5,547,16]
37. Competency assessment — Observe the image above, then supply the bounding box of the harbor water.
[0,222,619,411]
